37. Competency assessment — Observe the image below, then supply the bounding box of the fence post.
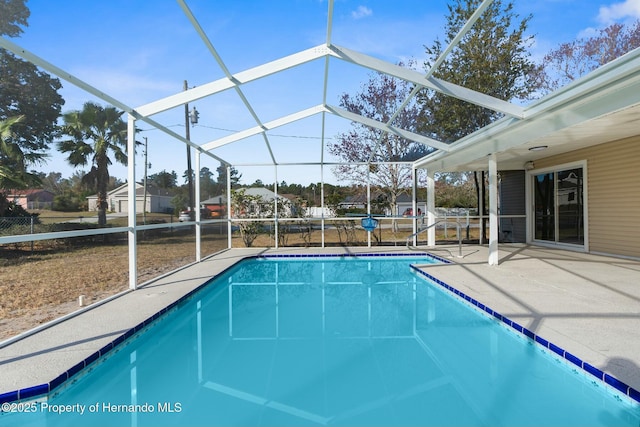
[30,216,35,252]
[466,211,470,241]
[444,213,448,239]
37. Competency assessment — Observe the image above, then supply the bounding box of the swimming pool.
[1,253,639,426]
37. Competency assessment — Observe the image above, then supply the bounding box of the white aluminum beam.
[425,0,494,79]
[366,0,494,163]
[415,48,640,171]
[326,105,452,151]
[321,0,334,165]
[178,0,231,76]
[524,44,640,117]
[201,105,327,150]
[195,151,202,261]
[326,0,334,46]
[232,161,414,166]
[328,44,525,119]
[411,168,418,244]
[488,154,499,265]
[178,0,277,164]
[127,114,138,290]
[427,170,436,247]
[0,37,136,118]
[136,45,328,117]
[0,227,129,245]
[0,36,230,167]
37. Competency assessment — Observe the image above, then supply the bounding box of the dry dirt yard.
[0,234,227,341]
[1,222,475,342]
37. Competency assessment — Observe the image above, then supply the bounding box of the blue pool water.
[1,254,639,426]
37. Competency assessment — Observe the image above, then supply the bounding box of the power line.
[139,123,335,140]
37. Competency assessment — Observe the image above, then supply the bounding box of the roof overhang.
[414,46,640,172]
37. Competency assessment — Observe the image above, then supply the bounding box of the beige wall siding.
[534,137,640,258]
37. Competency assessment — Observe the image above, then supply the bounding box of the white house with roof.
[86,182,174,214]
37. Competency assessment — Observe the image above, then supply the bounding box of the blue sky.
[10,0,640,186]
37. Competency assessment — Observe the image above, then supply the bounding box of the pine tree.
[417,0,540,239]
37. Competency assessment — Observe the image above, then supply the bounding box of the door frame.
[525,160,589,252]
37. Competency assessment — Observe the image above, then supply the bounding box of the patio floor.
[1,244,639,398]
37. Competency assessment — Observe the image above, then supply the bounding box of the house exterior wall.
[397,202,427,216]
[8,191,54,210]
[114,197,172,214]
[151,197,173,214]
[533,136,640,259]
[91,194,173,213]
[11,195,27,209]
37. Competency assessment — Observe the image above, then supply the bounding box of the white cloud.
[576,26,599,39]
[67,66,177,109]
[597,0,640,24]
[351,5,372,20]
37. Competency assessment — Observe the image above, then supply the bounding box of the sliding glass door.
[533,166,585,246]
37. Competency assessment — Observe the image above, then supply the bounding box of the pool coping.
[0,251,444,407]
[411,266,640,404]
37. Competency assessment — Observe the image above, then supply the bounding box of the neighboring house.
[200,195,226,218]
[87,182,174,213]
[396,194,426,217]
[338,194,367,211]
[305,206,334,218]
[338,192,423,216]
[338,192,387,212]
[6,189,54,210]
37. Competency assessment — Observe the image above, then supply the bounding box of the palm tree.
[58,102,132,226]
[1,116,22,188]
[0,115,41,190]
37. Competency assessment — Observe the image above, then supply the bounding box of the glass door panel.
[557,168,584,244]
[534,173,555,241]
[533,166,585,247]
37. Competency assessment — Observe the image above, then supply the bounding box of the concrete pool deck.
[1,244,639,399]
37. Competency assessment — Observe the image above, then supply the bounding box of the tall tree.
[0,0,65,192]
[149,170,178,189]
[418,0,538,141]
[199,166,217,199]
[58,102,133,226]
[216,162,242,192]
[36,171,64,194]
[328,64,423,226]
[536,20,640,95]
[0,0,29,37]
[417,0,539,238]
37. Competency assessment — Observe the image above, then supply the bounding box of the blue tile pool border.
[257,251,452,265]
[0,251,448,408]
[410,266,640,404]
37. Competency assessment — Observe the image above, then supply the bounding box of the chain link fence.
[0,216,38,251]
[0,216,37,231]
